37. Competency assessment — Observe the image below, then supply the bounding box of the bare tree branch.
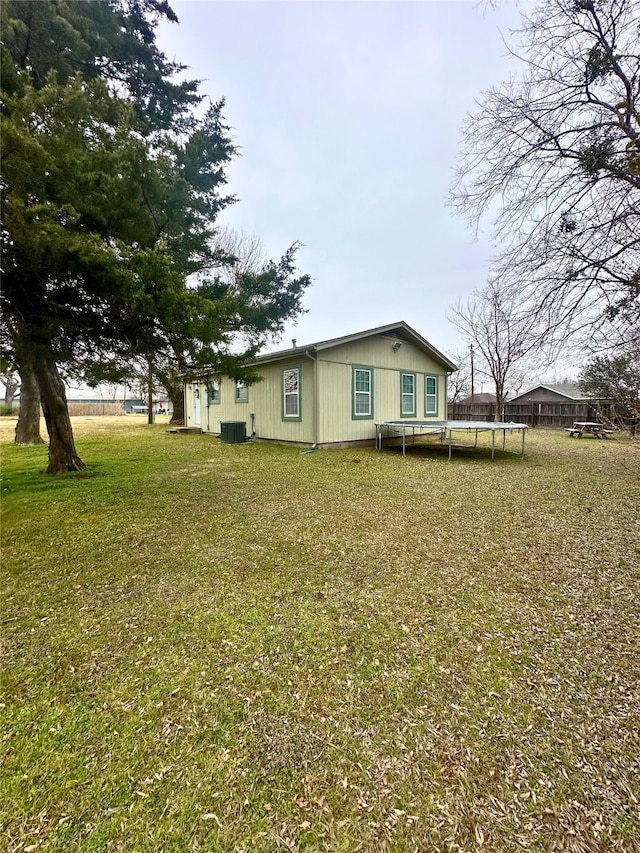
[448,281,545,418]
[452,0,640,346]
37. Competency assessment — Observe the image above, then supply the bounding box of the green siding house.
[183,321,457,447]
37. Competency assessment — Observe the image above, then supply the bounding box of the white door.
[192,384,201,426]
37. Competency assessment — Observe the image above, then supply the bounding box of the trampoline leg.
[491,430,495,461]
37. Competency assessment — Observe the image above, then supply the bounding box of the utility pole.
[470,344,475,403]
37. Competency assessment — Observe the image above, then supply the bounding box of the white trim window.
[401,372,416,416]
[353,366,373,418]
[283,367,300,419]
[207,379,221,405]
[235,381,248,403]
[425,374,438,415]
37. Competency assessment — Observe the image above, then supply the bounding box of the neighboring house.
[456,392,497,405]
[449,383,613,426]
[124,399,173,414]
[124,399,148,414]
[508,383,590,405]
[506,382,608,427]
[448,392,498,422]
[183,321,457,447]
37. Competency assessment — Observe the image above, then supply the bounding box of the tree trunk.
[169,390,185,425]
[164,379,185,425]
[35,354,86,474]
[15,362,44,446]
[153,366,184,425]
[495,387,505,422]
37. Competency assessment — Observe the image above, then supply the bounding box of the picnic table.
[565,421,615,439]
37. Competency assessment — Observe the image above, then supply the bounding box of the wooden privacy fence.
[67,401,126,416]
[448,400,626,429]
[504,402,614,428]
[448,403,500,423]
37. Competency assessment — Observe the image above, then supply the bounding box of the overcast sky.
[156,0,533,366]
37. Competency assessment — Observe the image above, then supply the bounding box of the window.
[400,372,416,417]
[425,374,438,416]
[207,379,221,405]
[235,381,248,403]
[282,366,301,420]
[352,366,373,419]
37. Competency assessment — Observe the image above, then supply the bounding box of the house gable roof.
[252,321,458,372]
[510,382,592,402]
[457,392,497,405]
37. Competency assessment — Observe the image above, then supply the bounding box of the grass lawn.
[1,417,639,852]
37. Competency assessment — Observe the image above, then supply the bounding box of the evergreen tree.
[1,1,309,471]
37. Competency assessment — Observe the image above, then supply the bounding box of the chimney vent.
[291,339,297,348]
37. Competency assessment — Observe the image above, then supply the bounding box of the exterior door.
[192,383,201,427]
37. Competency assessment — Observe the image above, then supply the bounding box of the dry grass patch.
[1,419,639,851]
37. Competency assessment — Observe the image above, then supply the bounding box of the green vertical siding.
[184,332,448,444]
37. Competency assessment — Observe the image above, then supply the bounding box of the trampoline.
[375,420,528,461]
